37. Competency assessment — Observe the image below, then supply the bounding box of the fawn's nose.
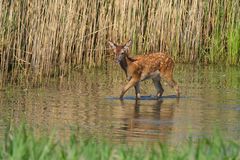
[116,54,124,63]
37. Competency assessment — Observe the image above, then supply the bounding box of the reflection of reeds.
[0,0,239,85]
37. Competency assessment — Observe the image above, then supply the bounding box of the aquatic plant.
[1,125,239,160]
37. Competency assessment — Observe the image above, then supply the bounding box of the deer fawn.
[108,40,180,100]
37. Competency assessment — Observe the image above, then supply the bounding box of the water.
[0,64,240,144]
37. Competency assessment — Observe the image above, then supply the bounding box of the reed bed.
[0,0,239,85]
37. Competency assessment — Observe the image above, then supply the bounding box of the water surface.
[0,64,240,144]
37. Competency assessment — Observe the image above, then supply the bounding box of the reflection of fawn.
[108,40,180,100]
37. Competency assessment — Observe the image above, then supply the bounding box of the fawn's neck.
[119,55,135,77]
[119,57,128,77]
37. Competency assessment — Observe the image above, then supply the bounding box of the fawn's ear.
[123,40,132,51]
[108,41,117,49]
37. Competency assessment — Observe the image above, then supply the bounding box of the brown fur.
[108,40,180,100]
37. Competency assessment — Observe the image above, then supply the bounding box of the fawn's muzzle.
[116,54,125,63]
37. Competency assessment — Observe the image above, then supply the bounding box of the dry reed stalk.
[0,0,239,86]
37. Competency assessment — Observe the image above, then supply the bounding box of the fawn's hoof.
[157,92,163,98]
[176,93,180,98]
[136,93,141,100]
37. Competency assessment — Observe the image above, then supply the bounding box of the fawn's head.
[108,40,132,63]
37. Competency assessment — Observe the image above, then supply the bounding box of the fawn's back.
[129,52,175,81]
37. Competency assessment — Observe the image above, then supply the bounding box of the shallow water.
[0,64,240,144]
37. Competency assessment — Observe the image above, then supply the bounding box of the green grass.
[1,126,239,160]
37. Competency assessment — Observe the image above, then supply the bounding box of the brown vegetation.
[0,0,239,85]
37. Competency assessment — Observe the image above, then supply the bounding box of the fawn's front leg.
[134,82,141,99]
[120,78,138,100]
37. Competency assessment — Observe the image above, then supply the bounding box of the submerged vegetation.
[0,126,239,160]
[0,0,240,85]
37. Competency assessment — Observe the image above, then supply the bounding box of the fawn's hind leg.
[152,76,164,98]
[165,76,180,97]
[160,58,180,97]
